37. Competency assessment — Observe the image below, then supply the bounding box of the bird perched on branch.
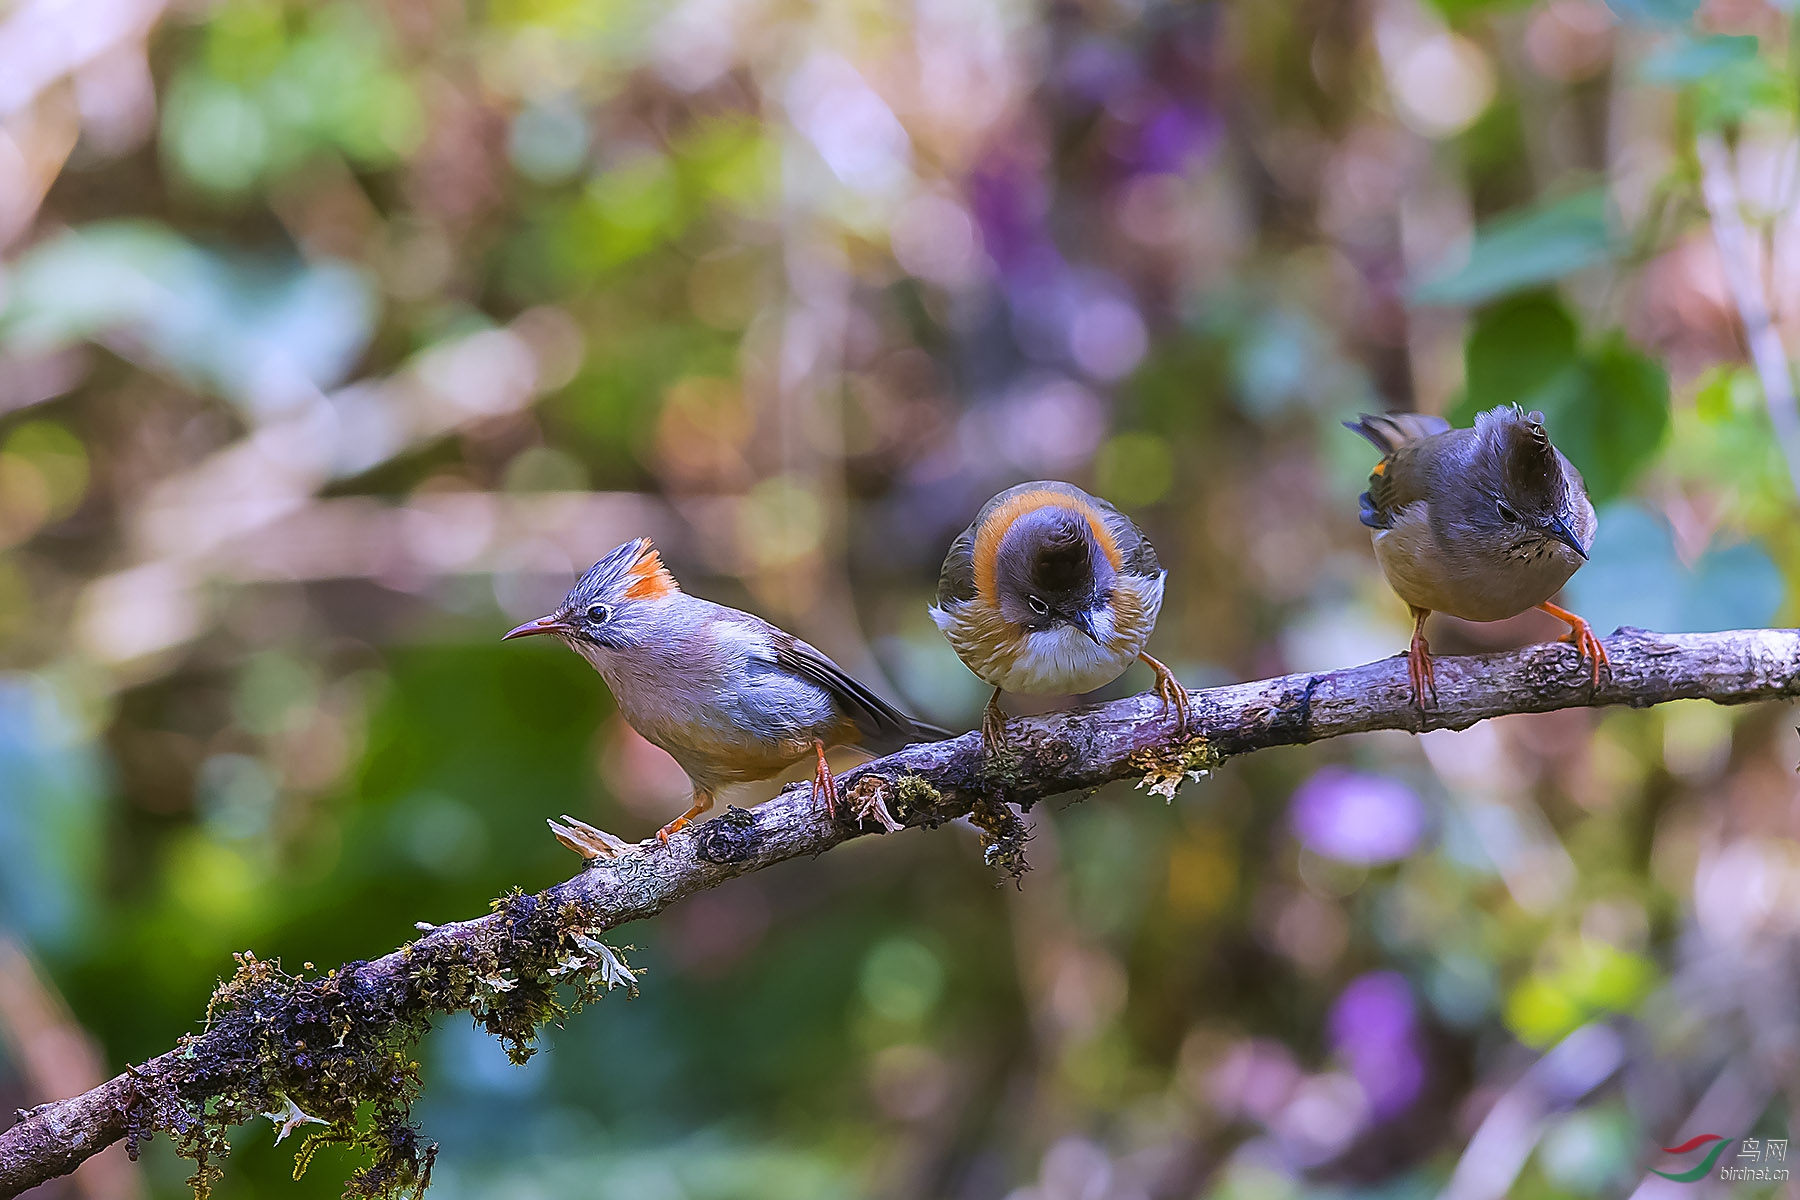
[505,537,951,844]
[1346,405,1605,709]
[930,480,1188,754]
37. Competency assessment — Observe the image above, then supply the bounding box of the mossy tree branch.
[3,627,1798,1196]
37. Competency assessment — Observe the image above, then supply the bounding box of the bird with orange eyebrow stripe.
[931,481,1189,754]
[505,537,952,845]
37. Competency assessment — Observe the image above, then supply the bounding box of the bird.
[504,537,952,844]
[929,480,1188,754]
[1345,404,1605,709]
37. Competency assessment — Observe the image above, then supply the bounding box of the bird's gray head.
[993,506,1118,643]
[502,537,681,652]
[1464,406,1591,560]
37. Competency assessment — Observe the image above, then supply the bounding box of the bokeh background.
[1,0,1799,1195]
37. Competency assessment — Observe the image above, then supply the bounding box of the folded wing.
[771,636,953,754]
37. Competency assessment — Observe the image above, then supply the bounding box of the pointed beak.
[1070,609,1104,646]
[1545,515,1588,560]
[503,614,568,641]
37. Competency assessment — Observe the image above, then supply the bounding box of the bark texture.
[3,626,1797,1195]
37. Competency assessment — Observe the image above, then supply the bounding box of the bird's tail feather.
[856,716,956,757]
[1343,411,1450,455]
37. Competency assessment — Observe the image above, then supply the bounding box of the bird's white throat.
[991,619,1137,695]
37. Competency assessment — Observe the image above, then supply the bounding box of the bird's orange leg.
[1407,606,1437,710]
[811,738,839,820]
[657,788,715,844]
[1139,652,1190,738]
[981,688,1010,754]
[1537,600,1609,687]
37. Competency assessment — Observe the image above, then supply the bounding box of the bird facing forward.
[1346,405,1606,709]
[930,481,1189,753]
[505,537,951,844]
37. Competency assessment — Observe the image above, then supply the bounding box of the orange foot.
[656,790,715,845]
[1538,600,1609,688]
[811,738,839,821]
[1139,651,1191,738]
[1407,606,1437,711]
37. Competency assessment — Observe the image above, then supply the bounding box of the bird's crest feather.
[1473,404,1567,505]
[567,537,681,609]
[623,544,678,601]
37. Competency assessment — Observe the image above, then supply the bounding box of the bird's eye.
[1026,595,1050,616]
[585,603,613,623]
[1496,501,1520,523]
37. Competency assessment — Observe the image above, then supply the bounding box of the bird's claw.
[1405,608,1438,712]
[1540,602,1609,689]
[1557,620,1609,688]
[1140,652,1190,739]
[1407,637,1437,711]
[980,691,1011,757]
[655,792,715,846]
[811,739,839,821]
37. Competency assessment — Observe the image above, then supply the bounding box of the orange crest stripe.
[623,544,679,601]
[1371,460,1387,476]
[971,488,1122,603]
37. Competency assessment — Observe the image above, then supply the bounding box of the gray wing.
[770,635,953,753]
[935,519,980,607]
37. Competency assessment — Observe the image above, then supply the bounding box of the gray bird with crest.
[506,538,951,844]
[1346,404,1606,709]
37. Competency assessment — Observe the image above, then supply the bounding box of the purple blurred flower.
[1289,767,1427,865]
[1128,101,1220,175]
[967,152,1055,278]
[1331,971,1415,1046]
[1330,971,1424,1118]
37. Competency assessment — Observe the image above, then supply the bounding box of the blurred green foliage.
[1455,293,1670,502]
[1413,192,1617,307]
[165,5,422,194]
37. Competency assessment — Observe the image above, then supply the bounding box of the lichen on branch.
[1,627,1796,1198]
[101,892,642,1200]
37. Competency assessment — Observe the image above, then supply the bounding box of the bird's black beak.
[1544,515,1588,560]
[503,614,568,640]
[1070,609,1104,646]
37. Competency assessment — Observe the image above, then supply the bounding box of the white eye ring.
[1026,595,1050,616]
[1496,501,1519,523]
[586,603,613,623]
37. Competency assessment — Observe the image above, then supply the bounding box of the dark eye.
[585,603,613,623]
[1026,595,1050,616]
[1496,502,1519,523]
